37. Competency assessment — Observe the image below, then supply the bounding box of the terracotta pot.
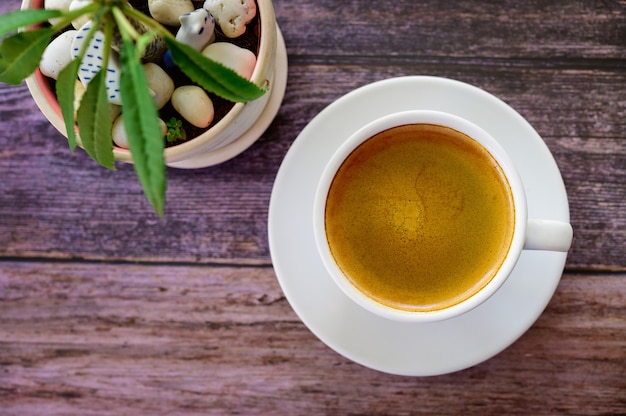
[22,0,287,168]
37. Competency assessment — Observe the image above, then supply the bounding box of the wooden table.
[1,0,624,414]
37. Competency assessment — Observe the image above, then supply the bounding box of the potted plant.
[0,0,285,215]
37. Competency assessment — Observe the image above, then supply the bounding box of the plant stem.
[111,6,140,40]
[101,13,114,69]
[48,3,99,33]
[119,3,176,42]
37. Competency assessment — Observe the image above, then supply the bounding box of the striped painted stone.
[70,21,122,105]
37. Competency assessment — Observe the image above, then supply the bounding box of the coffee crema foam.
[324,124,515,312]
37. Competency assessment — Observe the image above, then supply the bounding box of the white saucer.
[268,76,571,376]
[167,27,288,169]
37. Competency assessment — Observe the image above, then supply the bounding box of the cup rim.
[313,110,528,323]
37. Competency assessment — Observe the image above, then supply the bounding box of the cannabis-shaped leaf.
[0,2,267,216]
[0,28,55,84]
[118,32,166,216]
[165,38,267,102]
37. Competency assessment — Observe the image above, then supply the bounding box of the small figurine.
[176,8,216,51]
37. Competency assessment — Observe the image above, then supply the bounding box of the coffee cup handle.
[524,219,573,252]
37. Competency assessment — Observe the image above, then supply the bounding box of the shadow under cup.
[313,111,530,323]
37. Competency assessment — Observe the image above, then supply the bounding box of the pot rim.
[22,0,276,163]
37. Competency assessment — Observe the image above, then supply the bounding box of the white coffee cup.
[313,110,573,323]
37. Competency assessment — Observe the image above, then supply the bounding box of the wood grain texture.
[278,0,626,58]
[2,63,625,268]
[1,263,624,415]
[1,1,624,269]
[0,0,624,413]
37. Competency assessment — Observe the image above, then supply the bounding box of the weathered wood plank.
[0,262,624,415]
[0,0,624,414]
[1,0,624,268]
[275,0,626,60]
[1,63,624,269]
[4,0,625,62]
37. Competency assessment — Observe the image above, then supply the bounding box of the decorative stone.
[73,80,85,119]
[171,86,214,128]
[203,0,256,38]
[112,116,167,149]
[110,102,122,122]
[40,30,77,80]
[112,116,129,149]
[143,63,174,110]
[73,80,121,121]
[71,21,122,105]
[176,8,215,51]
[69,0,93,29]
[44,0,72,25]
[148,0,195,27]
[202,42,256,80]
[110,14,167,63]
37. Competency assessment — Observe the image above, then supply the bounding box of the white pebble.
[203,0,256,38]
[44,0,73,25]
[202,42,256,80]
[112,115,129,148]
[113,116,167,149]
[143,63,174,110]
[171,86,214,128]
[148,0,195,27]
[73,79,85,119]
[40,30,77,80]
[69,0,93,29]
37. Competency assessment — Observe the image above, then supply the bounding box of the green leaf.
[119,36,166,216]
[135,32,156,57]
[0,28,55,84]
[76,69,114,170]
[164,37,266,103]
[56,59,81,151]
[0,9,61,37]
[165,117,186,142]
